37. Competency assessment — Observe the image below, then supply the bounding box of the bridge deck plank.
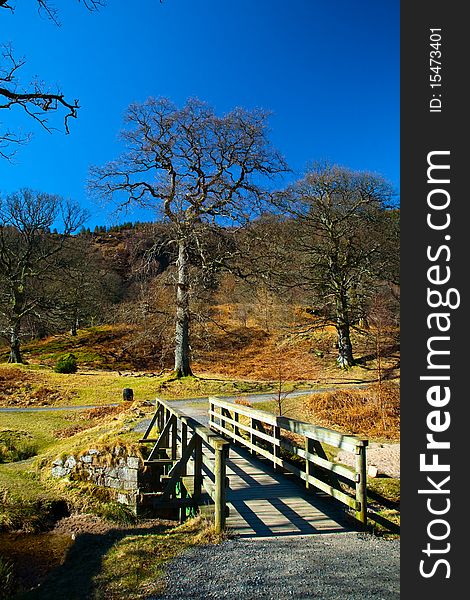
[172,406,353,538]
[216,444,349,537]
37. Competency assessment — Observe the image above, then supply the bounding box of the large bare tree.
[273,163,396,368]
[0,189,87,362]
[91,97,287,376]
[46,235,122,336]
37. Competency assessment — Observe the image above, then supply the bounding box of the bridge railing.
[140,398,230,532]
[208,396,368,525]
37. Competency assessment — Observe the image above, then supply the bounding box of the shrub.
[304,381,400,439]
[54,353,78,374]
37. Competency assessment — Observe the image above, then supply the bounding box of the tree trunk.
[336,321,354,368]
[70,312,78,336]
[8,322,23,363]
[335,292,354,368]
[174,239,193,377]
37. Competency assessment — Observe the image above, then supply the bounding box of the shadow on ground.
[16,523,169,600]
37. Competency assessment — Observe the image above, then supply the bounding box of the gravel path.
[0,403,120,413]
[337,443,400,479]
[152,533,399,600]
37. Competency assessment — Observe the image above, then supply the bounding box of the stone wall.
[51,448,143,508]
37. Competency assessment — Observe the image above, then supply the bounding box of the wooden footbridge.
[139,397,368,536]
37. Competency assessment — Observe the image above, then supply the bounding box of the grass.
[367,477,400,505]
[303,383,400,440]
[0,364,160,407]
[1,319,400,387]
[254,382,400,441]
[0,554,14,600]
[33,411,146,470]
[0,363,280,408]
[0,401,153,534]
[91,516,226,600]
[366,476,400,536]
[194,316,400,384]
[0,430,37,464]
[6,325,136,370]
[254,397,313,420]
[0,403,152,467]
[0,461,66,533]
[151,372,275,399]
[0,412,87,458]
[368,508,400,537]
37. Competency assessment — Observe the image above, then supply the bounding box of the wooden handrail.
[156,398,226,448]
[208,396,368,526]
[147,398,230,532]
[210,396,367,452]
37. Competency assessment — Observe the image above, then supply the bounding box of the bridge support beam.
[214,439,228,533]
[355,445,367,526]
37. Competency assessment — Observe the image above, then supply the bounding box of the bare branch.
[0,2,106,156]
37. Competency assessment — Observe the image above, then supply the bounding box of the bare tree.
[272,163,396,369]
[273,360,295,417]
[90,97,287,376]
[48,235,122,335]
[0,189,87,362]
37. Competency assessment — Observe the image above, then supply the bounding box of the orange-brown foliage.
[234,398,254,407]
[304,382,400,440]
[81,403,132,420]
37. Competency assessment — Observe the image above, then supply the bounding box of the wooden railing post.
[234,411,240,440]
[171,415,178,460]
[228,409,234,435]
[355,444,367,526]
[273,425,281,471]
[163,408,170,448]
[305,437,314,489]
[250,417,255,455]
[214,439,228,532]
[181,422,188,476]
[193,435,203,501]
[209,400,214,428]
[221,407,230,436]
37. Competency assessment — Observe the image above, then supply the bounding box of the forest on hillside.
[0,163,399,375]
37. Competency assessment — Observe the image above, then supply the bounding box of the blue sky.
[1,0,399,228]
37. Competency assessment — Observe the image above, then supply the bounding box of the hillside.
[2,317,400,386]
